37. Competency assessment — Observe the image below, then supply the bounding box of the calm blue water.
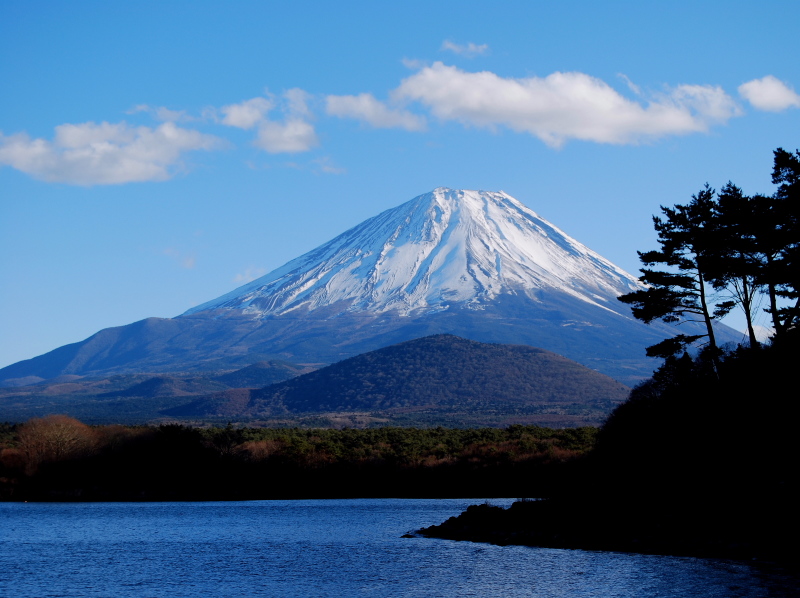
[1,499,796,597]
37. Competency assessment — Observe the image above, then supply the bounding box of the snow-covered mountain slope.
[184,188,641,319]
[0,188,743,388]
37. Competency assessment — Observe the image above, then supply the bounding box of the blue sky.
[1,0,799,369]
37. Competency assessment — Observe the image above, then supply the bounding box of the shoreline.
[416,499,799,565]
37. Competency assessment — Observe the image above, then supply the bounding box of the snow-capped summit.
[184,188,641,318]
[1,187,739,387]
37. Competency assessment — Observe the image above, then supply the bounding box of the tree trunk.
[740,277,759,348]
[765,254,785,336]
[697,270,717,350]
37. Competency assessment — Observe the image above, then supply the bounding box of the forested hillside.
[0,335,629,427]
[167,335,630,427]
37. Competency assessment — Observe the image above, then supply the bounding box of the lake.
[1,499,797,597]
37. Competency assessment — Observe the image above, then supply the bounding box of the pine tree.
[618,185,728,358]
[768,148,800,332]
[711,183,761,347]
[620,148,800,356]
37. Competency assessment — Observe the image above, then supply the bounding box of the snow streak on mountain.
[184,188,641,319]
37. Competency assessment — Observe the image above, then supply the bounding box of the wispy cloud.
[233,266,267,283]
[617,73,642,96]
[164,247,197,269]
[284,88,314,119]
[401,58,426,70]
[394,62,742,147]
[3,63,789,186]
[219,90,319,153]
[256,119,318,153]
[312,156,345,175]
[738,75,800,112]
[128,104,194,123]
[0,121,222,185]
[220,97,274,129]
[325,93,426,131]
[441,40,489,57]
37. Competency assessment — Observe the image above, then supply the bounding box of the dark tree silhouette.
[711,183,762,347]
[621,147,800,357]
[618,185,727,358]
[768,147,800,331]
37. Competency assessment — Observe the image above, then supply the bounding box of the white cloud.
[256,119,318,153]
[325,93,426,131]
[666,84,741,122]
[284,88,314,119]
[0,121,221,185]
[221,90,318,153]
[441,40,488,57]
[221,97,274,129]
[401,58,426,70]
[127,104,191,122]
[156,107,190,122]
[394,62,741,147]
[738,75,800,112]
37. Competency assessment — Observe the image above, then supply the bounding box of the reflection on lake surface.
[1,499,797,597]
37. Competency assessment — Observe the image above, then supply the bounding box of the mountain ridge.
[164,334,630,427]
[0,188,743,387]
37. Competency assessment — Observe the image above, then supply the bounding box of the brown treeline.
[0,419,596,501]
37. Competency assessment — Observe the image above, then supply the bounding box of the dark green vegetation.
[420,334,799,561]
[0,335,630,428]
[420,149,800,562]
[619,147,800,357]
[168,335,629,427]
[0,421,595,501]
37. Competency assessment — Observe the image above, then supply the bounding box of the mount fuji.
[185,188,640,319]
[1,188,737,386]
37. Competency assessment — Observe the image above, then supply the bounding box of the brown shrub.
[17,415,97,474]
[237,439,285,462]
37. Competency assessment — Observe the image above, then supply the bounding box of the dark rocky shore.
[416,333,800,565]
[417,497,798,563]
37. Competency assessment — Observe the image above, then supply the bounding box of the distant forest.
[0,421,595,501]
[0,335,628,427]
